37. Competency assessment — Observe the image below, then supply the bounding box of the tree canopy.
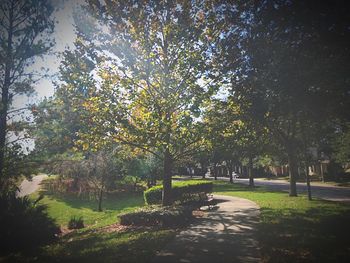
[0,0,55,191]
[4,0,349,203]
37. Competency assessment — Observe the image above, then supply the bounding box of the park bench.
[199,192,215,210]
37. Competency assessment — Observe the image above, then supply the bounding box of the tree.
[51,147,125,212]
[85,149,124,212]
[192,147,211,179]
[205,99,237,182]
[0,0,54,190]
[78,1,227,205]
[332,123,350,166]
[224,0,350,196]
[205,98,266,186]
[31,5,102,161]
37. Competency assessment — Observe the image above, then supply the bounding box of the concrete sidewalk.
[17,174,47,197]
[152,195,261,263]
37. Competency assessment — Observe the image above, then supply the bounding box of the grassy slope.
[6,182,176,263]
[214,181,350,263]
[31,191,145,228]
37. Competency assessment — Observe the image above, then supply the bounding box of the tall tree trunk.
[201,161,206,179]
[162,149,172,206]
[214,163,218,180]
[98,188,103,212]
[227,160,234,183]
[305,163,312,201]
[0,3,14,186]
[248,156,254,187]
[229,166,234,183]
[287,144,298,196]
[320,163,325,182]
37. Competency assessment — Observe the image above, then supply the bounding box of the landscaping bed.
[2,186,177,263]
[120,205,195,227]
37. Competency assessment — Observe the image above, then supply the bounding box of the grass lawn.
[214,181,350,263]
[5,178,350,263]
[31,191,145,229]
[3,181,177,263]
[31,227,175,263]
[260,176,350,187]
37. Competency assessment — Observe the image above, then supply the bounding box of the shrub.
[144,180,213,205]
[119,206,194,227]
[0,193,60,254]
[68,216,84,229]
[143,185,163,205]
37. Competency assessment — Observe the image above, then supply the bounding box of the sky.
[10,0,82,152]
[10,0,231,151]
[12,0,229,110]
[13,0,79,109]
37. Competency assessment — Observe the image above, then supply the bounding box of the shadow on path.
[152,195,261,263]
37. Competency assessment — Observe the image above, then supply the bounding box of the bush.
[0,193,60,254]
[144,180,213,205]
[143,185,163,205]
[119,206,194,227]
[68,216,84,229]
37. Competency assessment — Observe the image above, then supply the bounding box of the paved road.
[16,174,47,197]
[216,176,350,203]
[152,195,261,263]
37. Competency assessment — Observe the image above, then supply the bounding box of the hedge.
[144,180,213,205]
[119,206,193,227]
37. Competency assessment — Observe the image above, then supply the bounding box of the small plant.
[68,216,84,229]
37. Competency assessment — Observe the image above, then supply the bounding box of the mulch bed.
[59,208,206,237]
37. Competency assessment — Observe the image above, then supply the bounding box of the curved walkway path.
[16,174,47,197]
[152,195,261,263]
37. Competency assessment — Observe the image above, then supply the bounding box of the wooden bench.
[199,192,215,210]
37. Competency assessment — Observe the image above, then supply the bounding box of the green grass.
[31,191,145,229]
[3,181,177,263]
[25,177,147,229]
[261,176,350,187]
[7,227,176,263]
[214,181,350,263]
[7,178,350,263]
[36,228,175,263]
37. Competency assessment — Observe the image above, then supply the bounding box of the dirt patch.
[59,223,129,236]
[98,223,130,233]
[192,210,205,218]
[59,227,74,237]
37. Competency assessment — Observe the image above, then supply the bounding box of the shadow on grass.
[36,228,176,263]
[259,206,350,263]
[214,181,350,262]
